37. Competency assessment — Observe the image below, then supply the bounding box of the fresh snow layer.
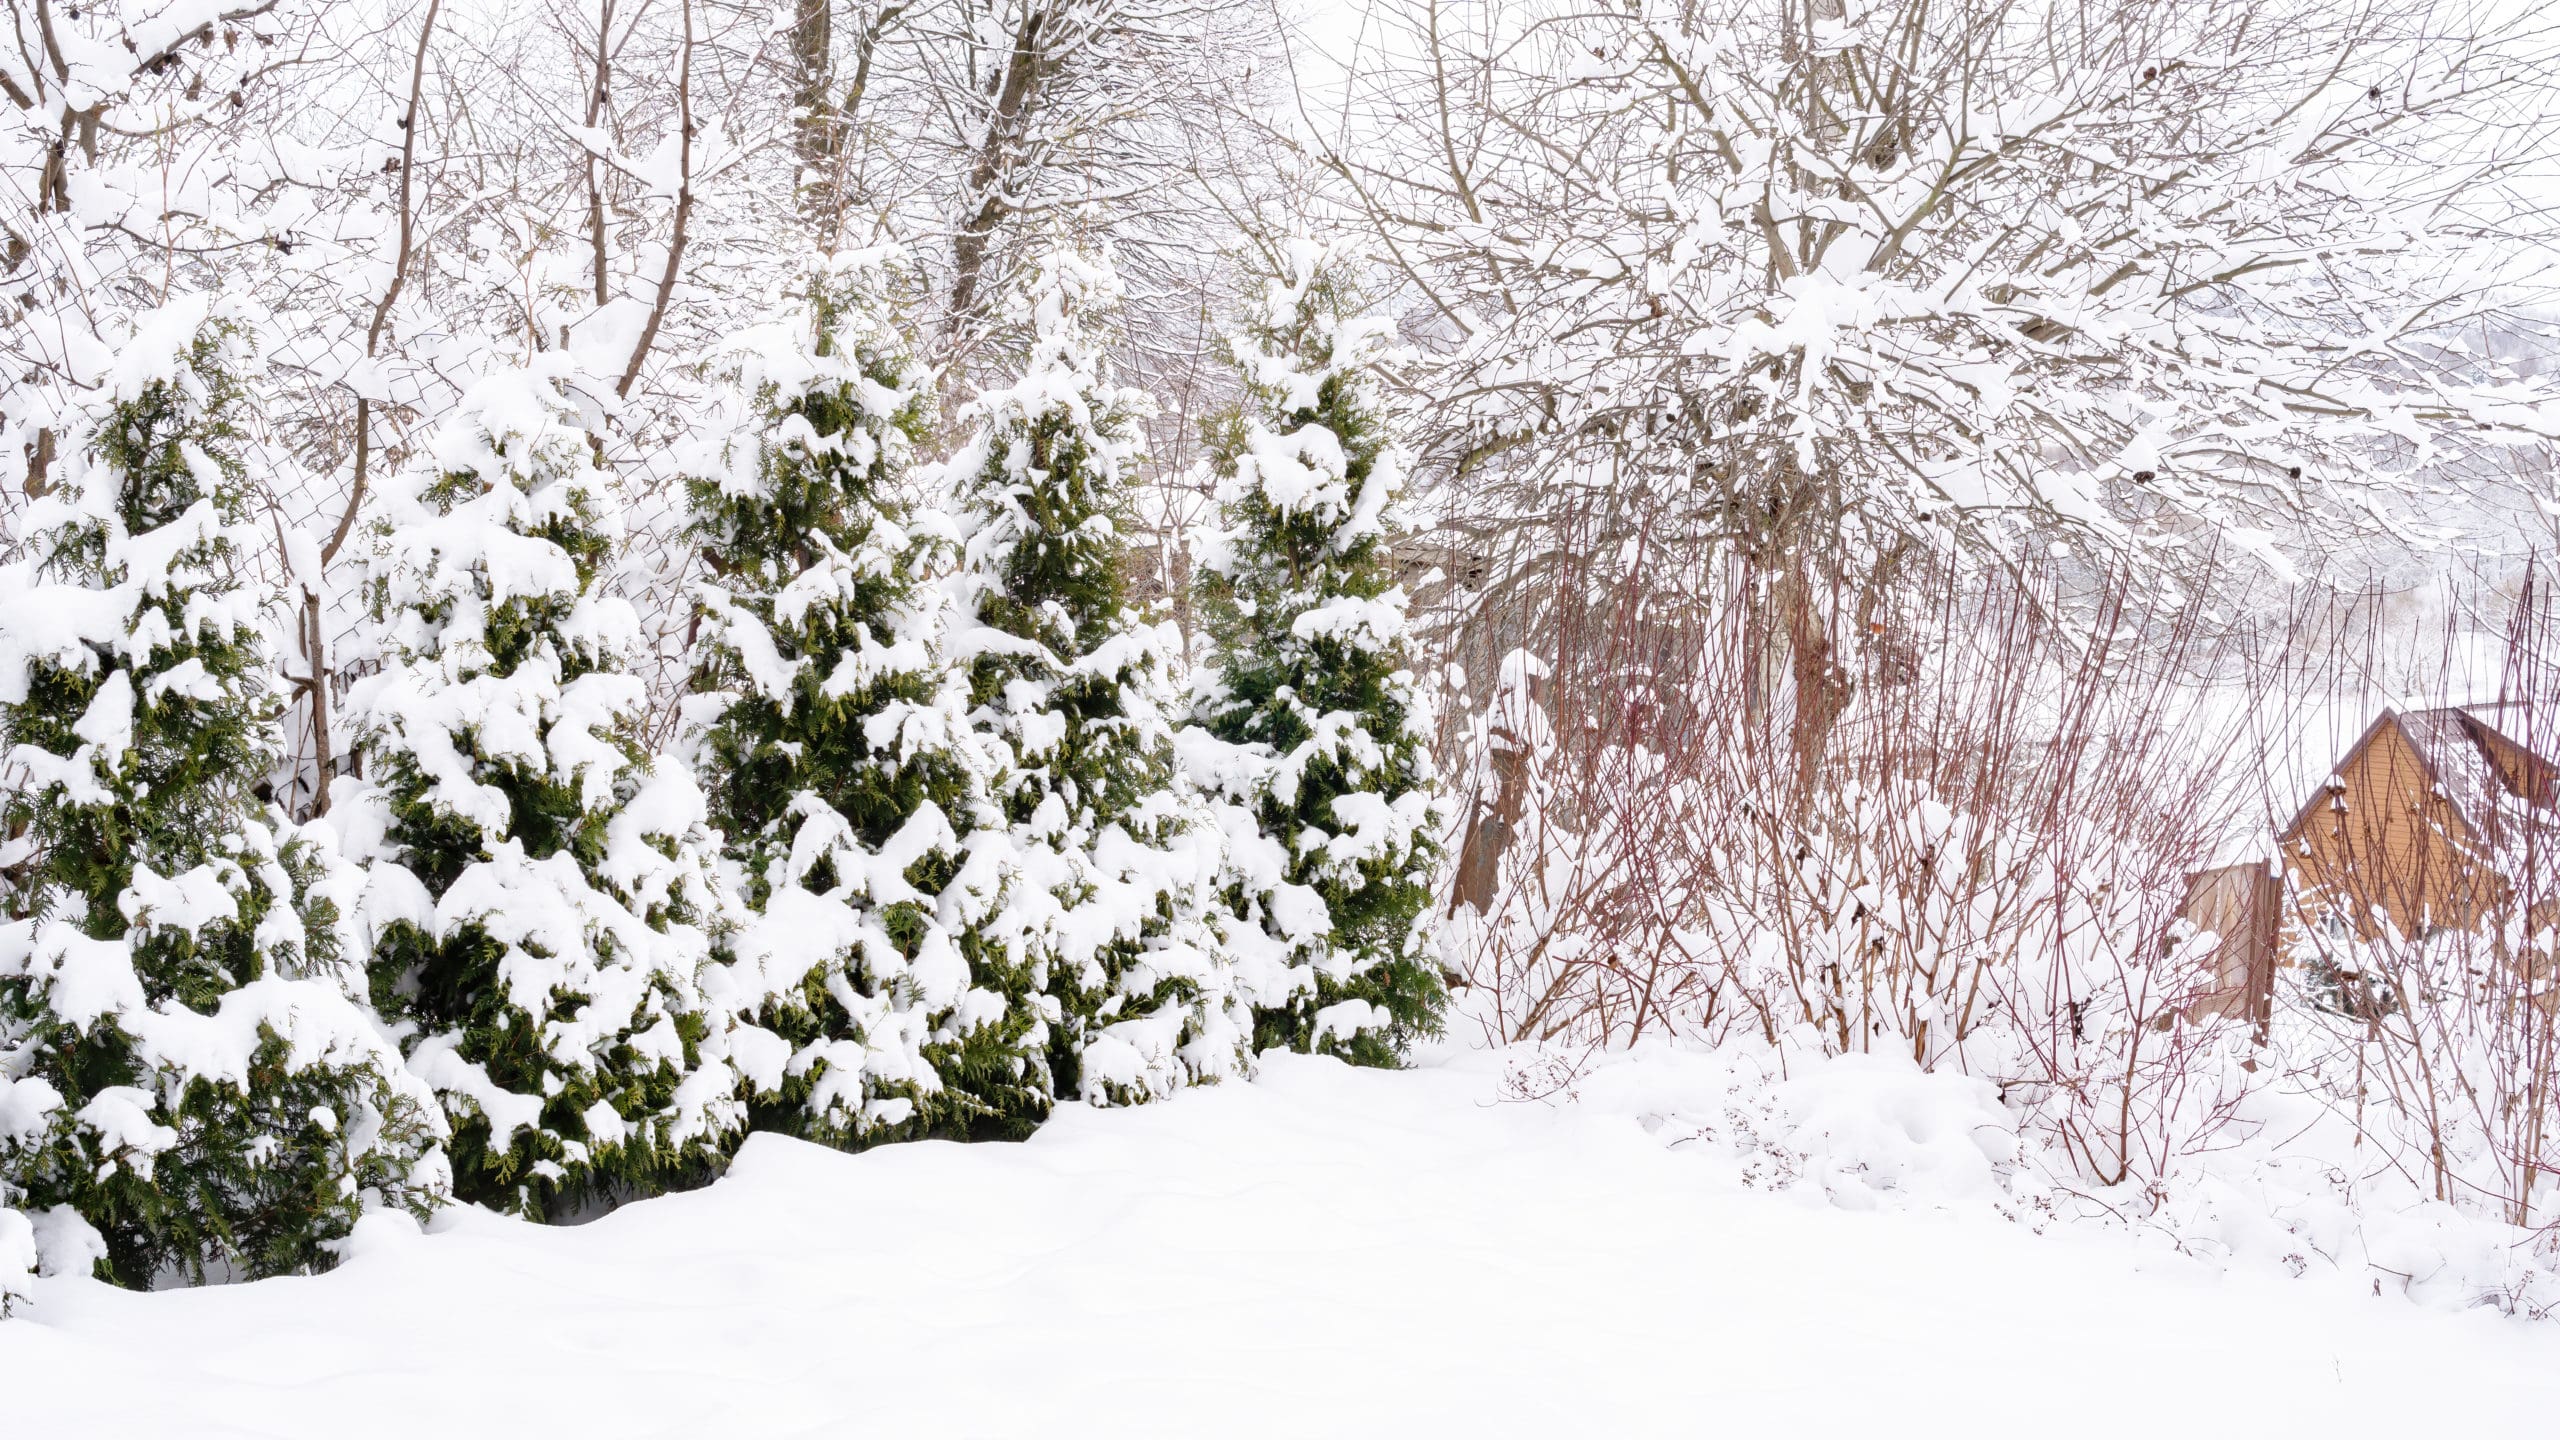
[5,1053,2555,1439]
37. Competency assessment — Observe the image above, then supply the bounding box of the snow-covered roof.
[2457,699,2557,760]
[2396,708,2514,839]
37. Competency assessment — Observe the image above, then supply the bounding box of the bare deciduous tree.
[1324,0,2560,779]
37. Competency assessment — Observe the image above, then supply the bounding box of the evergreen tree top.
[1229,236,1393,411]
[356,364,648,845]
[1214,238,1406,549]
[761,248,933,409]
[701,247,935,505]
[372,365,631,654]
[410,367,621,546]
[0,299,272,826]
[950,248,1158,660]
[9,297,257,577]
[685,248,939,605]
[960,250,1152,456]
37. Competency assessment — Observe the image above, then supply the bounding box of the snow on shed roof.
[2398,707,2514,832]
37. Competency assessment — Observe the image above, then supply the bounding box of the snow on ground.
[4,1052,2555,1439]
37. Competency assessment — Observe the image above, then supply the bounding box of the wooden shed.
[2168,704,2555,1030]
[2279,704,2556,942]
[2169,861,2282,1040]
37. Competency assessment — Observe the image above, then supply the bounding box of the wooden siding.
[2173,862,2279,1038]
[2281,713,2512,940]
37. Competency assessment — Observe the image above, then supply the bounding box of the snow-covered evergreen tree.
[1196,240,1443,1066]
[347,364,737,1219]
[686,250,1049,1145]
[0,302,445,1287]
[947,251,1248,1104]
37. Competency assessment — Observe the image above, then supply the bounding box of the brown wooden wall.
[2175,862,2279,1037]
[2283,718,2506,940]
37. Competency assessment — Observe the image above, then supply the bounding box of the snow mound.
[3,1056,2556,1437]
[1530,1040,2559,1317]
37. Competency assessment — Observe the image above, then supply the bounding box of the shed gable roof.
[2280,704,2557,855]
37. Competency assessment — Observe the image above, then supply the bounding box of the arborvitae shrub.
[1195,240,1443,1065]
[0,300,444,1289]
[348,364,736,1219]
[686,250,1049,1145]
[947,251,1248,1104]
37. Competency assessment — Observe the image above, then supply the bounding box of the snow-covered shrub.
[1525,1034,2560,1316]
[0,302,445,1288]
[686,249,1050,1145]
[347,364,738,1219]
[1194,237,1442,1065]
[2248,933,2560,1311]
[1449,558,2258,1177]
[945,251,1247,1104]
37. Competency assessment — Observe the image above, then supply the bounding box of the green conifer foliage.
[0,302,444,1288]
[949,251,1248,1103]
[687,250,1049,1145]
[350,366,734,1220]
[1197,241,1444,1066]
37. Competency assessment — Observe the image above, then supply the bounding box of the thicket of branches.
[1329,0,2560,1272]
[1331,0,2560,774]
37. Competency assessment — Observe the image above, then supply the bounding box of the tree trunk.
[792,0,838,231]
[947,6,1053,336]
